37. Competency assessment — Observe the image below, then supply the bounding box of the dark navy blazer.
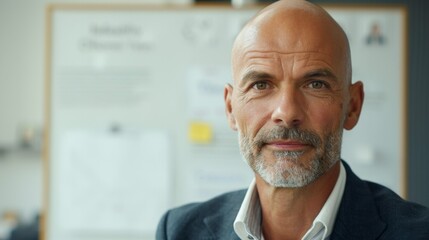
[156,162,429,240]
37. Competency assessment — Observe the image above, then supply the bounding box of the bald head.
[232,0,351,85]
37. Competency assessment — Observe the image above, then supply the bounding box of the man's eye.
[308,81,327,89]
[253,82,269,90]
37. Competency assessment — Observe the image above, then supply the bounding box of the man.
[156,0,429,239]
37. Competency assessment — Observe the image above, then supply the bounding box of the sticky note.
[188,122,213,144]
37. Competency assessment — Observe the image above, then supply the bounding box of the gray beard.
[239,126,342,188]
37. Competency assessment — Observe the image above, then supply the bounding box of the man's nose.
[270,88,305,128]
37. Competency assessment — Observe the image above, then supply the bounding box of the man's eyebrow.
[239,71,275,87]
[304,69,338,82]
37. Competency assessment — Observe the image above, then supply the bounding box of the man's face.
[225,8,360,188]
[232,51,347,188]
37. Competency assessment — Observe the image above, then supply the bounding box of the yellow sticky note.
[189,122,213,144]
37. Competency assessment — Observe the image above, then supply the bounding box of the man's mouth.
[263,139,312,151]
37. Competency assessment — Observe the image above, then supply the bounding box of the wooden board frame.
[43,3,407,240]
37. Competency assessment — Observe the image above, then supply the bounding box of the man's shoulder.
[336,162,429,239]
[168,189,246,220]
[367,180,429,223]
[362,180,429,239]
[156,189,246,240]
[343,161,429,223]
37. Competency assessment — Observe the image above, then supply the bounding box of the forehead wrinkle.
[237,49,341,85]
[243,50,335,81]
[242,50,278,60]
[239,50,281,80]
[242,50,336,67]
[282,52,339,81]
[243,49,332,56]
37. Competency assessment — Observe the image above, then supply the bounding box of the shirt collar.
[234,162,347,240]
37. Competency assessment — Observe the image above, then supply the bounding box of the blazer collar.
[330,161,387,240]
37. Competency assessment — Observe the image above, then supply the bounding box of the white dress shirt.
[234,162,346,240]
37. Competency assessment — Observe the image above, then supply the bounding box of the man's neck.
[255,161,341,240]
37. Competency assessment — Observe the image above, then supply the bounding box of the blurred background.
[0,0,428,240]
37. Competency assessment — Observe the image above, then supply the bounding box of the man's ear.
[344,81,364,130]
[224,83,237,131]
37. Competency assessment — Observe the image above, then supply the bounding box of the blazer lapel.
[331,161,387,240]
[203,212,241,240]
[202,190,245,240]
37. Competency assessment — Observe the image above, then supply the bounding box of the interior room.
[0,0,427,239]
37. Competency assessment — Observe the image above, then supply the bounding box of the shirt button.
[247,235,254,240]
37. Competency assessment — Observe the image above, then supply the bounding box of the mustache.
[253,127,322,150]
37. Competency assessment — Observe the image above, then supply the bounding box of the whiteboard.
[45,4,406,240]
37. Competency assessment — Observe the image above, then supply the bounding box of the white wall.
[0,0,45,224]
[0,0,191,226]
